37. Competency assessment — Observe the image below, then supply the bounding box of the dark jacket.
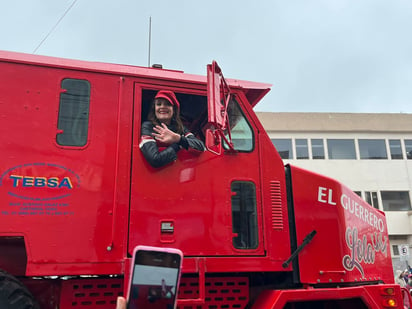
[139,121,205,168]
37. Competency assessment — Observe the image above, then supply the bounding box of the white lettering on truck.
[317,187,336,205]
[317,187,384,233]
[316,187,388,277]
[342,227,387,278]
[341,194,384,233]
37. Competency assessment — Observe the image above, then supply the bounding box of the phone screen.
[127,249,181,309]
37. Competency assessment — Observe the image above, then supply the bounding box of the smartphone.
[127,245,183,309]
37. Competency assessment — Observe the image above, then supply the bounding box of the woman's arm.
[152,123,204,152]
[139,122,180,168]
[178,127,205,152]
[139,122,205,168]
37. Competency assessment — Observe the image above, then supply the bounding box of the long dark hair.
[147,98,184,134]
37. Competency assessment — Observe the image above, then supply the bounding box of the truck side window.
[231,181,258,249]
[56,79,91,147]
[224,98,254,152]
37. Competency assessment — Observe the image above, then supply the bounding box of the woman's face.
[155,98,174,124]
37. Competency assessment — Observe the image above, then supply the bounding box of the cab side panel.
[0,61,130,275]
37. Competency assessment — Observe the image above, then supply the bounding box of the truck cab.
[0,50,406,308]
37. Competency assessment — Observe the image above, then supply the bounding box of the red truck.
[0,50,408,308]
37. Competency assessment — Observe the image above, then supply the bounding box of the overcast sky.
[1,0,411,113]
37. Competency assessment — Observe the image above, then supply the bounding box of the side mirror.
[205,129,222,155]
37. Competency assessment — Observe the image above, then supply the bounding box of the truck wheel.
[0,270,39,309]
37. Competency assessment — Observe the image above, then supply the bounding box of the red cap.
[155,90,180,109]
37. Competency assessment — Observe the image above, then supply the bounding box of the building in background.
[257,112,412,273]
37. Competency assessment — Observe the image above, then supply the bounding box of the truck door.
[128,66,264,257]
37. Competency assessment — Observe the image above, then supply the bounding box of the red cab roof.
[0,50,271,107]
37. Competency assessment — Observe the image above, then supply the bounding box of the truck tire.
[0,270,39,309]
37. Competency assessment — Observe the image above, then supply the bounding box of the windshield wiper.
[282,230,317,268]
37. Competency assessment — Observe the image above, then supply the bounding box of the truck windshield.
[223,98,254,152]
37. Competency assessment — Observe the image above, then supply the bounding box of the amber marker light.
[382,298,397,308]
[380,287,395,296]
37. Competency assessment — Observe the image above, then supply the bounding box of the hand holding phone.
[127,246,183,309]
[116,297,126,309]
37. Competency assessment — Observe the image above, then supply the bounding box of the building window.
[353,191,362,197]
[296,139,309,159]
[327,139,356,159]
[365,191,379,209]
[56,79,91,147]
[272,139,293,159]
[231,181,258,249]
[358,139,387,159]
[405,140,412,159]
[381,191,412,211]
[389,139,403,159]
[311,139,325,159]
[393,245,400,256]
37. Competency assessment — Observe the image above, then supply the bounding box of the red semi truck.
[0,50,408,308]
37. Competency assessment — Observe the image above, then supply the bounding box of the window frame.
[392,245,400,256]
[271,138,293,159]
[389,139,403,160]
[327,139,357,160]
[56,78,91,148]
[404,140,412,160]
[231,181,259,250]
[311,138,325,159]
[358,139,388,160]
[295,139,309,160]
[365,191,379,209]
[381,191,412,211]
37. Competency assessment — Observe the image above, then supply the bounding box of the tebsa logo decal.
[8,175,73,189]
[0,163,80,201]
